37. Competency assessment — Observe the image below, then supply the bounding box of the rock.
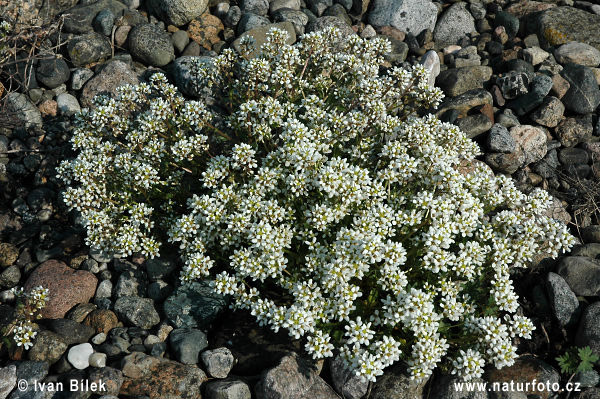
[188,13,224,50]
[205,379,252,399]
[83,309,119,334]
[0,365,16,399]
[89,367,123,396]
[114,25,133,48]
[272,9,309,36]
[56,93,81,116]
[35,56,70,89]
[494,11,519,38]
[485,355,560,399]
[551,73,571,99]
[120,352,208,399]
[556,256,600,296]
[224,6,242,27]
[577,302,600,358]
[67,32,112,67]
[27,330,68,365]
[147,0,209,26]
[538,6,600,51]
[578,387,600,399]
[68,303,97,323]
[115,269,147,298]
[0,243,18,268]
[89,352,107,367]
[555,42,600,67]
[330,355,367,399]
[511,125,547,165]
[530,96,564,128]
[436,89,492,119]
[240,0,269,16]
[93,9,115,37]
[62,0,128,34]
[559,148,589,165]
[201,347,235,378]
[237,13,271,35]
[428,374,487,399]
[169,328,208,364]
[575,370,600,388]
[571,243,600,258]
[38,99,58,117]
[368,0,437,36]
[455,114,493,139]
[420,50,440,88]
[507,74,553,116]
[96,279,113,298]
[306,16,354,36]
[487,123,517,153]
[254,353,340,399]
[0,266,20,289]
[270,0,301,13]
[70,68,95,91]
[49,318,95,345]
[555,116,594,148]
[80,61,139,108]
[232,22,296,59]
[546,272,580,326]
[8,361,49,399]
[433,2,476,47]
[67,343,94,369]
[114,296,160,329]
[522,46,550,66]
[381,35,408,64]
[172,29,189,53]
[497,71,530,100]
[436,66,492,98]
[582,226,600,244]
[560,64,600,114]
[164,281,228,329]
[5,92,42,129]
[24,260,97,319]
[170,55,214,97]
[370,362,426,399]
[128,24,175,67]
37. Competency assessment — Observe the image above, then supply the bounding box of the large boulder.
[537,6,600,51]
[147,0,209,26]
[128,24,175,67]
[434,2,476,47]
[80,60,139,108]
[367,0,437,36]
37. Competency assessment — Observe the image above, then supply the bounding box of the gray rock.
[96,279,113,298]
[522,46,550,66]
[577,302,600,358]
[27,331,68,365]
[272,9,309,36]
[578,387,600,399]
[255,353,340,399]
[115,269,147,298]
[306,16,354,36]
[455,114,493,139]
[496,71,530,100]
[370,362,426,399]
[201,347,235,378]
[170,55,214,97]
[582,226,600,244]
[0,365,16,399]
[89,367,123,396]
[571,243,600,258]
[67,343,94,369]
[62,0,128,34]
[270,0,301,13]
[487,123,516,153]
[163,281,228,329]
[237,13,271,35]
[496,108,520,128]
[559,148,589,165]
[5,92,42,128]
[508,74,553,116]
[556,256,600,296]
[575,370,600,388]
[114,296,160,329]
[427,374,487,399]
[307,0,332,16]
[172,30,189,53]
[420,50,440,88]
[0,266,20,289]
[8,361,49,399]
[169,327,208,364]
[205,379,252,399]
[494,11,519,38]
[36,56,70,89]
[530,96,564,128]
[89,352,107,367]
[148,280,172,302]
[240,0,269,16]
[67,32,112,67]
[232,22,296,59]
[436,66,493,97]
[368,0,437,36]
[330,355,368,399]
[49,318,95,345]
[56,93,81,116]
[546,272,580,326]
[434,2,476,47]
[537,6,600,52]
[382,35,409,64]
[555,116,594,148]
[561,64,600,114]
[323,4,351,26]
[128,24,174,67]
[555,42,600,67]
[224,6,242,27]
[147,0,209,26]
[93,9,115,36]
[80,60,139,108]
[469,1,486,20]
[70,68,95,91]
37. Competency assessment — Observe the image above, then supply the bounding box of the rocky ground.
[2,0,600,398]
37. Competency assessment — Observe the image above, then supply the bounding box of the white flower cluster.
[6,286,49,350]
[60,27,576,383]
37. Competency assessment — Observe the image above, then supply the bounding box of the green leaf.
[577,346,599,372]
[556,351,578,374]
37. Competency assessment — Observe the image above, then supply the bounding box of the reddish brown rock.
[551,74,571,99]
[485,355,560,399]
[84,309,119,334]
[38,99,57,117]
[188,13,224,50]
[23,260,97,319]
[505,1,555,18]
[120,352,208,399]
[511,125,547,165]
[376,26,405,42]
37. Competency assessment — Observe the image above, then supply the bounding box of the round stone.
[68,343,94,369]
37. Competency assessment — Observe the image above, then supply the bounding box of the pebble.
[128,23,175,67]
[555,41,600,67]
[201,347,235,378]
[89,352,107,367]
[169,327,209,364]
[68,343,94,369]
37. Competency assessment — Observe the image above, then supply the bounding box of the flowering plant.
[58,27,575,382]
[1,286,49,350]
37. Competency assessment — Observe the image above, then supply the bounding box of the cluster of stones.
[3,0,600,398]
